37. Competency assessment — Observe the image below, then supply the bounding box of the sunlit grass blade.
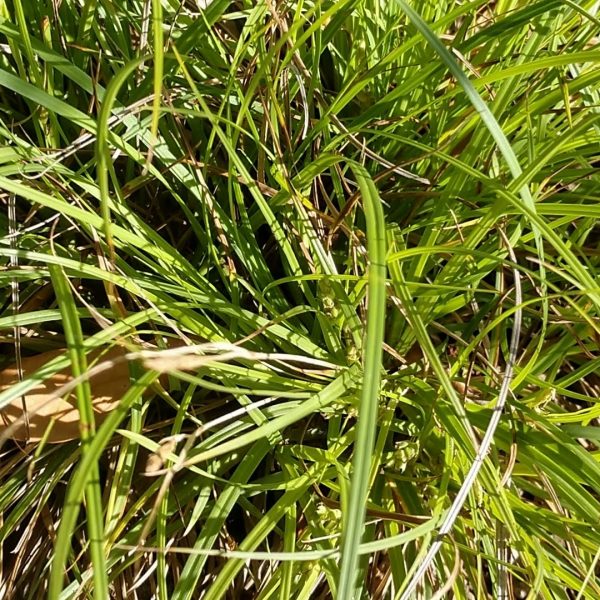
[47,265,108,600]
[337,165,387,599]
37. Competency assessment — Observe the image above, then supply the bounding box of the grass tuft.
[0,1,599,598]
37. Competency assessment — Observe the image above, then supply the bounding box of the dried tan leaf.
[0,346,131,443]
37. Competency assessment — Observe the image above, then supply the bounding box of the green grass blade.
[47,265,108,600]
[337,165,387,600]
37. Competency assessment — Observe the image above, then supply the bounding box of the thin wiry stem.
[399,232,522,600]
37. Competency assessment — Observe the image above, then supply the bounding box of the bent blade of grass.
[96,56,145,268]
[337,165,387,600]
[47,265,108,600]
[47,370,158,600]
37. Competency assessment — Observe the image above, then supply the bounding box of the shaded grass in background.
[0,0,600,598]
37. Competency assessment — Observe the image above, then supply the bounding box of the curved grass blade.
[47,265,108,600]
[47,370,159,599]
[337,164,387,600]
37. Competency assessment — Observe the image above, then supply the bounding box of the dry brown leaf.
[0,346,132,443]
